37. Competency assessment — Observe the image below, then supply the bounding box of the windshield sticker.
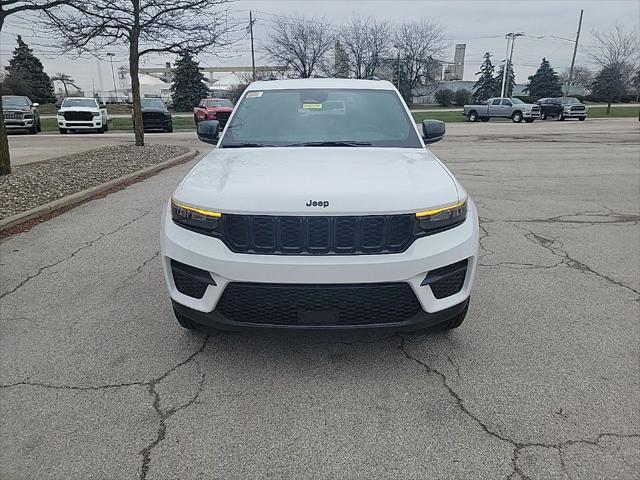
[302,103,323,109]
[246,91,263,98]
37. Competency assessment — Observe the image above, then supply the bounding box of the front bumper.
[58,117,102,129]
[4,119,34,130]
[142,119,172,130]
[563,111,587,118]
[523,111,541,118]
[161,199,479,330]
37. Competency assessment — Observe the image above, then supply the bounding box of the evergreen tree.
[524,58,562,98]
[471,52,499,102]
[4,36,55,104]
[495,60,516,97]
[171,53,210,112]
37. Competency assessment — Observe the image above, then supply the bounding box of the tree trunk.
[0,112,10,175]
[607,99,612,114]
[129,32,144,146]
[0,16,9,175]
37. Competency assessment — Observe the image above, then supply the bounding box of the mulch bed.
[0,144,189,220]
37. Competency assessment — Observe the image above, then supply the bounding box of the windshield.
[206,99,233,108]
[220,88,421,148]
[141,98,166,109]
[2,96,29,108]
[510,98,524,104]
[62,98,98,108]
[560,97,580,105]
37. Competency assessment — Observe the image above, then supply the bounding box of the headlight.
[171,199,222,234]
[415,200,467,233]
[92,111,101,117]
[164,112,171,117]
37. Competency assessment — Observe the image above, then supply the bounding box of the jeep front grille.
[223,214,415,255]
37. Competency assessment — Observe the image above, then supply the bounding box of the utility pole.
[395,48,401,90]
[249,11,256,82]
[106,53,119,103]
[500,34,512,99]
[96,58,105,103]
[565,9,583,97]
[500,32,524,98]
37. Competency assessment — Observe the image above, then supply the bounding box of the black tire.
[445,301,469,330]
[97,126,105,134]
[29,125,38,134]
[524,118,534,123]
[557,113,565,121]
[36,119,42,132]
[173,307,222,333]
[166,123,173,133]
[480,117,489,122]
[174,308,198,330]
[59,128,67,134]
[405,300,470,335]
[540,111,547,120]
[103,121,109,132]
[467,111,478,122]
[512,111,523,123]
[578,117,586,121]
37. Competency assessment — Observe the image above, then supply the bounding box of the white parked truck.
[463,97,541,123]
[57,97,109,134]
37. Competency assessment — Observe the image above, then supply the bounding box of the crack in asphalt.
[0,208,152,301]
[398,335,640,480]
[138,334,210,480]
[1,332,213,479]
[517,225,640,297]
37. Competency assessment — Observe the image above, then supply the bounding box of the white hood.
[58,106,100,112]
[174,147,461,216]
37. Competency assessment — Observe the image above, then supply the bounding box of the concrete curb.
[0,148,198,233]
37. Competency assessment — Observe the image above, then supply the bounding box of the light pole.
[500,32,524,98]
[106,53,119,103]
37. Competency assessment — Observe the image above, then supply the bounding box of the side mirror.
[197,120,220,144]
[422,119,445,144]
[32,103,40,107]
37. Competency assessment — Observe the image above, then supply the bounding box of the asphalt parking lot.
[1,118,638,479]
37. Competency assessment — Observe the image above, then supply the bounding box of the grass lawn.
[411,106,639,123]
[41,116,196,132]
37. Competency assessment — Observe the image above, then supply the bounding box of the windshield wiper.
[284,141,372,147]
[221,143,273,148]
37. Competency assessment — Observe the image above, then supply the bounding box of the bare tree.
[263,15,335,78]
[51,72,80,96]
[559,66,593,90]
[584,25,639,112]
[394,20,447,103]
[42,0,238,147]
[340,16,392,79]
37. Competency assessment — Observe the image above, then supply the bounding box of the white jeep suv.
[161,79,478,332]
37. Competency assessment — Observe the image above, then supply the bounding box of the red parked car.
[193,98,234,128]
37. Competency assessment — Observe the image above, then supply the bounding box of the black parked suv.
[2,95,41,134]
[136,97,173,132]
[537,97,587,121]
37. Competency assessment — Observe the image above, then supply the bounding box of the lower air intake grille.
[427,259,468,299]
[216,282,422,326]
[171,260,210,299]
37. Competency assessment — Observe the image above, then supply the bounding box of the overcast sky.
[1,0,638,94]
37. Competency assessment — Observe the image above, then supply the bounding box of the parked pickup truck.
[536,97,587,121]
[2,95,40,134]
[463,97,541,123]
[193,98,234,128]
